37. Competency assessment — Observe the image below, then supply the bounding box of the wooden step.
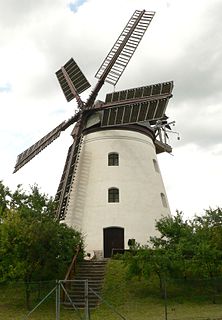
[63,259,108,309]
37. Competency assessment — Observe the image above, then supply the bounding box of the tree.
[0,182,83,283]
[192,208,222,279]
[0,181,11,218]
[150,211,195,279]
[123,209,222,295]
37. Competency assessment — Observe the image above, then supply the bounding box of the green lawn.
[1,260,222,320]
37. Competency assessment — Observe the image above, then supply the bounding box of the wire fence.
[1,277,222,320]
[0,280,55,307]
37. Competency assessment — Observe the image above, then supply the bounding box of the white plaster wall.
[65,129,171,254]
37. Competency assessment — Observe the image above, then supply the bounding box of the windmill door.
[103,227,124,258]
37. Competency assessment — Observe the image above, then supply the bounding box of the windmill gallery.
[14,10,174,258]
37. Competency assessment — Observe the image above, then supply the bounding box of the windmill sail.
[55,124,83,220]
[85,10,155,109]
[101,98,170,127]
[13,121,66,173]
[104,81,173,105]
[13,113,80,173]
[95,10,155,86]
[100,81,173,127]
[56,58,91,104]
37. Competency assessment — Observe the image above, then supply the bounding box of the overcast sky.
[1,0,222,219]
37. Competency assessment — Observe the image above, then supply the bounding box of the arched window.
[108,188,119,203]
[153,159,160,173]
[160,193,168,208]
[108,153,119,166]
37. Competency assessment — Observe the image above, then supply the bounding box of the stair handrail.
[65,245,81,281]
[62,245,81,301]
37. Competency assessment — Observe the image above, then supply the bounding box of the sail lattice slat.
[56,58,91,102]
[55,132,83,220]
[95,10,155,86]
[105,81,173,105]
[13,121,67,173]
[101,98,170,127]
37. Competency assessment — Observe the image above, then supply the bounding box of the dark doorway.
[103,227,124,258]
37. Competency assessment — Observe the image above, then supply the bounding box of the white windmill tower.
[14,10,174,258]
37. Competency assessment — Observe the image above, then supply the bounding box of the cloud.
[0,0,62,27]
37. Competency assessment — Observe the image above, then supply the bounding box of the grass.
[1,260,222,319]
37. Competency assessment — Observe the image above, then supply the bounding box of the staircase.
[63,259,108,309]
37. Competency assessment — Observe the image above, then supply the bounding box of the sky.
[0,0,222,219]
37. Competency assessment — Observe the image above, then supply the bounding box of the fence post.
[84,279,90,320]
[56,280,60,320]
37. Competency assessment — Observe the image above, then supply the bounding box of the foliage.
[2,260,222,319]
[0,181,83,284]
[0,181,10,218]
[123,209,222,292]
[191,208,222,278]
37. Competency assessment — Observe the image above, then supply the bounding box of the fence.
[1,277,222,320]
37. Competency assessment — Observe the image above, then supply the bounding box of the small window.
[108,188,119,203]
[108,153,119,166]
[160,193,167,208]
[153,159,160,173]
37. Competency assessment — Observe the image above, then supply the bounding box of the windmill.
[14,10,174,258]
